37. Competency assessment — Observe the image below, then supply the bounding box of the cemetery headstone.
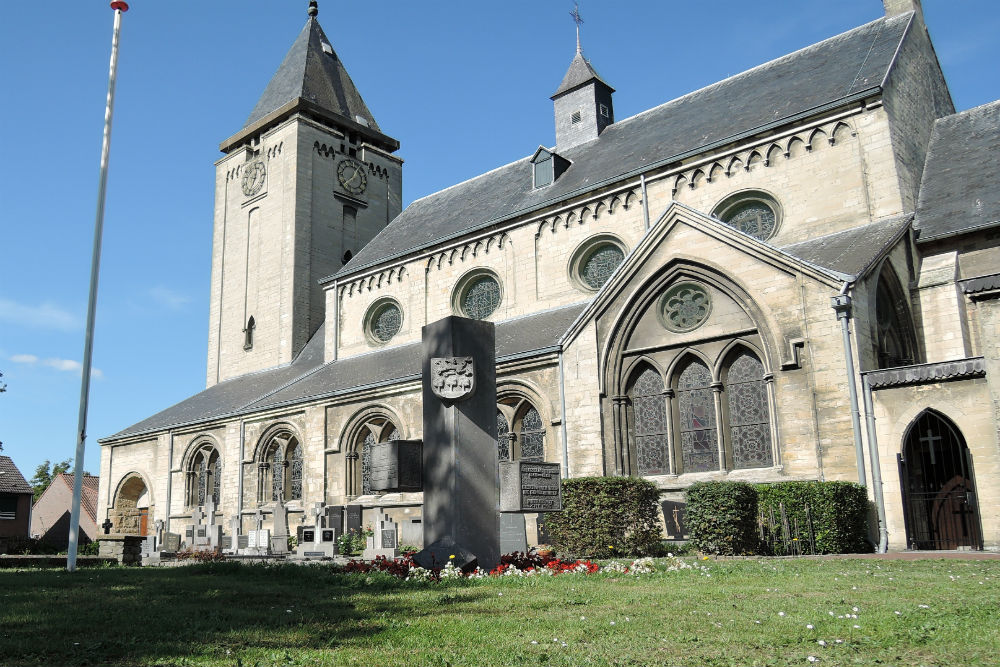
[400,518,423,548]
[294,502,337,559]
[325,505,344,533]
[363,511,399,560]
[227,515,242,554]
[499,513,528,555]
[345,505,362,535]
[237,534,249,550]
[163,532,181,553]
[270,501,289,555]
[413,316,499,572]
[660,500,687,539]
[535,513,552,545]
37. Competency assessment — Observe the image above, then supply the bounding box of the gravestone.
[140,535,158,560]
[248,529,270,552]
[535,513,552,546]
[413,316,499,572]
[363,512,399,560]
[221,536,232,550]
[370,440,423,492]
[346,505,362,535]
[237,534,249,550]
[400,518,423,548]
[325,505,345,534]
[153,518,164,544]
[227,515,242,554]
[163,532,181,553]
[295,502,336,559]
[498,461,563,512]
[660,500,687,539]
[270,501,289,555]
[499,513,528,555]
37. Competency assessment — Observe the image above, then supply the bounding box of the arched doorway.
[898,411,982,550]
[112,475,149,535]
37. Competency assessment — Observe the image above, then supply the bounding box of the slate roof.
[552,50,613,98]
[335,12,913,279]
[914,101,1000,242]
[104,304,587,441]
[0,456,33,495]
[778,214,912,278]
[243,16,380,132]
[961,273,1000,295]
[866,357,986,389]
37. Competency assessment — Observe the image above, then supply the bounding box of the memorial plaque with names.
[237,535,249,549]
[302,529,315,543]
[382,528,397,549]
[370,440,423,492]
[322,529,335,542]
[499,513,528,554]
[499,461,563,512]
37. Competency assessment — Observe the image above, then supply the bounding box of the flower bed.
[334,550,707,582]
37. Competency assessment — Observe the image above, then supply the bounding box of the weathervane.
[570,2,584,54]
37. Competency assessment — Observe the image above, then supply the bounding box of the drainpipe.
[640,174,650,230]
[862,373,889,553]
[558,346,570,479]
[237,420,246,525]
[831,284,866,487]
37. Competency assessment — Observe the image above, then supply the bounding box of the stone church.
[98,0,1000,552]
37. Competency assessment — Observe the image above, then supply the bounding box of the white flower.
[610,621,615,625]
[894,611,901,615]
[853,625,860,629]
[808,656,818,663]
[806,624,814,629]
[531,640,538,645]
[779,612,786,617]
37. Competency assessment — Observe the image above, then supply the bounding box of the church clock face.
[337,158,367,195]
[241,160,266,197]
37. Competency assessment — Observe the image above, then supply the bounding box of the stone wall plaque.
[237,535,249,549]
[499,461,563,513]
[381,528,398,549]
[302,529,315,543]
[430,357,475,401]
[499,513,528,555]
[369,440,423,492]
[322,529,335,542]
[163,532,181,553]
[346,505,362,535]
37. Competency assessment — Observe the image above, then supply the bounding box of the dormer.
[530,146,571,188]
[551,49,615,151]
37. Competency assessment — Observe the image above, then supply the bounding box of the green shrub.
[684,481,759,555]
[545,476,663,558]
[756,481,871,554]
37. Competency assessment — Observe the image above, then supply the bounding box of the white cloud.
[0,298,79,331]
[43,358,81,372]
[10,355,103,379]
[148,286,191,311]
[9,354,39,364]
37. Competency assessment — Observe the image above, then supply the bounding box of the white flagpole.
[67,0,129,573]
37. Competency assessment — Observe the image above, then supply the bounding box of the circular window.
[659,282,712,332]
[713,191,781,241]
[569,236,627,292]
[364,299,403,344]
[457,273,502,320]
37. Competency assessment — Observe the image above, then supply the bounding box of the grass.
[1,558,998,666]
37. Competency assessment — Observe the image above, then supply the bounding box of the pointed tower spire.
[551,4,614,150]
[220,6,398,153]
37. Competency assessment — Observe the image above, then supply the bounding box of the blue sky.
[1,0,997,479]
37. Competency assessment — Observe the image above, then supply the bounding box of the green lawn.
[1,558,998,666]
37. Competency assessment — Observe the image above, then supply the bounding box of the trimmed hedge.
[545,477,662,558]
[756,481,871,554]
[684,482,759,555]
[684,480,872,555]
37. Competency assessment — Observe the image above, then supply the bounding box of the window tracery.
[258,431,302,503]
[629,366,668,476]
[187,444,220,507]
[676,358,719,472]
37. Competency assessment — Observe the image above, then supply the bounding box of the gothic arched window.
[724,349,773,469]
[187,444,221,507]
[628,365,668,476]
[519,407,545,462]
[497,411,512,461]
[873,266,917,369]
[497,398,546,462]
[258,431,302,503]
[676,358,718,473]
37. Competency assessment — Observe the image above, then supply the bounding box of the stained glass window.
[722,202,776,241]
[211,456,221,506]
[288,442,303,500]
[497,411,511,461]
[269,446,284,502]
[461,275,501,319]
[725,351,772,469]
[677,359,719,472]
[371,302,402,342]
[661,283,711,332]
[581,244,625,290]
[197,456,207,506]
[630,366,668,476]
[361,432,375,495]
[519,407,544,462]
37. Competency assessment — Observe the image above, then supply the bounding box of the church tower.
[206,1,402,386]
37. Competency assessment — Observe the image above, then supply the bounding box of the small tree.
[31,459,73,502]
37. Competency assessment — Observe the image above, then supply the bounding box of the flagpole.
[67,0,129,573]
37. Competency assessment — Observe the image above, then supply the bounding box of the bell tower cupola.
[551,5,614,151]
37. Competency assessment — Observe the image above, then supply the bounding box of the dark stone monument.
[413,316,499,572]
[499,513,528,555]
[535,513,552,545]
[660,500,687,539]
[163,532,181,552]
[498,461,563,512]
[370,440,423,492]
[346,505,362,535]
[325,505,345,533]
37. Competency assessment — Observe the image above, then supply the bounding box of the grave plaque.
[382,528,398,550]
[302,529,315,543]
[499,513,528,555]
[237,534,249,550]
[163,532,181,552]
[325,506,344,533]
[322,529,335,542]
[369,440,423,492]
[346,505,362,534]
[221,536,232,550]
[499,461,563,512]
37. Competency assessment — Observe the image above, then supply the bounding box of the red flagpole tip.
[110,1,129,11]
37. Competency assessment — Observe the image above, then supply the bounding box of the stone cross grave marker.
[412,316,499,572]
[270,501,289,555]
[363,511,399,560]
[310,502,324,547]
